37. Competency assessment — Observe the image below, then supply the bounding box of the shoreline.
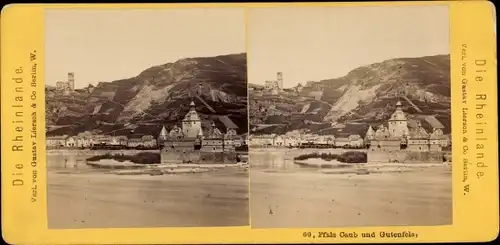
[292,158,451,175]
[47,149,160,155]
[84,159,248,175]
[47,149,249,155]
[294,159,449,168]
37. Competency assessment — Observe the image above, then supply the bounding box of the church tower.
[388,101,409,138]
[181,101,202,138]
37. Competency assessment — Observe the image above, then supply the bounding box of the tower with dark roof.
[388,101,409,138]
[181,101,202,138]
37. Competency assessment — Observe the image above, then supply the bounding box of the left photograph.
[45,8,249,229]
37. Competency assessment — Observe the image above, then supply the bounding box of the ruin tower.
[68,72,75,91]
[277,72,283,91]
[388,101,409,138]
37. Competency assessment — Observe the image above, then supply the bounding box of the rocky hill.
[249,54,451,134]
[46,53,248,136]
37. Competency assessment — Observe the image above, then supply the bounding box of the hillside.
[46,53,248,136]
[249,54,451,134]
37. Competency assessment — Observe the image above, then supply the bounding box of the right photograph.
[248,5,452,228]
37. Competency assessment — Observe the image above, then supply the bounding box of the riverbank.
[47,149,160,156]
[47,149,248,156]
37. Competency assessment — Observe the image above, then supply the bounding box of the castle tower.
[181,101,202,138]
[365,125,375,141]
[388,101,409,138]
[277,72,283,91]
[158,126,168,141]
[68,72,75,91]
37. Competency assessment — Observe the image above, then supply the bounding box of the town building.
[348,134,364,148]
[76,136,93,148]
[335,137,350,147]
[272,134,285,147]
[46,135,68,148]
[141,135,157,148]
[284,136,300,147]
[249,135,272,146]
[116,136,128,146]
[65,136,77,148]
[126,138,140,148]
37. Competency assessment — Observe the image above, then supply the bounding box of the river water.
[249,148,452,228]
[47,150,249,229]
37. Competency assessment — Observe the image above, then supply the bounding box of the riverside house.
[46,135,68,148]
[249,135,274,147]
[273,134,285,147]
[127,136,143,148]
[284,136,300,147]
[141,135,157,148]
[348,134,364,148]
[76,136,94,148]
[334,136,350,148]
[65,136,77,148]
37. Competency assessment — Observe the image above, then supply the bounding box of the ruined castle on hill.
[263,72,284,95]
[55,72,75,93]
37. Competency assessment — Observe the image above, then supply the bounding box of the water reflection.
[47,153,93,171]
[249,148,356,171]
[249,151,293,170]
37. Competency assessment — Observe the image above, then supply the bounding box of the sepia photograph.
[247,6,452,228]
[45,8,249,229]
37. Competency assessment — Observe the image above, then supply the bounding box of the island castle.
[159,100,240,164]
[366,101,448,163]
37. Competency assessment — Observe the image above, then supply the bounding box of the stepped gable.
[408,121,429,139]
[205,121,224,139]
[168,125,184,140]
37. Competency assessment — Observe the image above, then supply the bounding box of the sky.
[247,5,450,87]
[45,8,246,88]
